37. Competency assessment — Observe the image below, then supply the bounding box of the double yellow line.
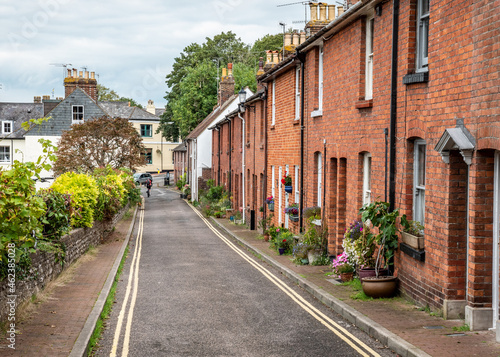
[110,208,144,357]
[191,207,381,357]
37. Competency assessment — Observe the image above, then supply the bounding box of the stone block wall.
[0,205,128,323]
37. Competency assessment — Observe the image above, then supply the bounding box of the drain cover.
[423,326,445,329]
[446,333,466,337]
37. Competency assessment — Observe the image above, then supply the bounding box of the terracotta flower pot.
[358,267,389,281]
[263,233,270,242]
[340,272,354,282]
[362,276,398,298]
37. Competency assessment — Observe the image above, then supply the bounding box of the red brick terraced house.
[252,0,500,330]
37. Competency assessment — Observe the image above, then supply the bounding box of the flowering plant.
[332,252,355,276]
[276,231,293,249]
[266,195,274,204]
[342,220,376,268]
[292,242,311,259]
[285,203,299,216]
[281,172,292,186]
[182,184,191,195]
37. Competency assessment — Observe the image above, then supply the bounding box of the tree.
[97,84,119,101]
[160,31,283,141]
[53,116,146,175]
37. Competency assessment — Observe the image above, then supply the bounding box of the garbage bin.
[164,175,170,186]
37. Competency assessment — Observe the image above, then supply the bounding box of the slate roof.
[172,142,187,152]
[0,102,44,139]
[99,102,160,121]
[155,108,165,117]
[185,94,238,140]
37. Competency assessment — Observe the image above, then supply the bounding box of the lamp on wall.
[238,88,255,113]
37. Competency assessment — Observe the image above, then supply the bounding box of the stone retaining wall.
[0,205,129,323]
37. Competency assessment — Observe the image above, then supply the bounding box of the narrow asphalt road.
[95,187,395,356]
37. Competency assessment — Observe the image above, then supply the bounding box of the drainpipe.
[263,87,269,221]
[238,111,246,224]
[297,50,306,233]
[389,0,400,212]
[229,120,232,193]
[217,127,221,185]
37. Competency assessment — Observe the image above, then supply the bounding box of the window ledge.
[400,242,425,261]
[355,99,373,109]
[270,125,275,130]
[311,110,323,118]
[403,71,429,85]
[293,119,300,125]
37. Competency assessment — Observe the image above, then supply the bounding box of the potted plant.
[359,201,400,298]
[258,213,273,242]
[292,241,311,263]
[276,231,293,255]
[332,252,355,282]
[342,220,382,280]
[401,215,424,250]
[285,203,299,222]
[303,216,327,264]
[266,195,274,211]
[303,206,321,226]
[281,172,293,193]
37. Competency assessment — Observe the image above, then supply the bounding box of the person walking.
[146,177,152,197]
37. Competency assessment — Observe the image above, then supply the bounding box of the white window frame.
[271,80,276,125]
[413,140,426,225]
[142,148,153,165]
[295,165,300,203]
[365,15,374,100]
[318,46,323,111]
[271,165,275,200]
[2,121,13,134]
[416,0,429,72]
[317,152,322,207]
[72,105,84,124]
[295,66,301,120]
[0,146,10,162]
[363,153,372,205]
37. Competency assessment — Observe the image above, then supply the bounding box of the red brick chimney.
[218,63,235,106]
[64,68,98,102]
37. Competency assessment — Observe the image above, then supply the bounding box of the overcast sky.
[0,0,306,108]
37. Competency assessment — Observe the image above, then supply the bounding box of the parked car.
[133,172,152,186]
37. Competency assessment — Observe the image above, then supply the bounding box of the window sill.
[400,242,425,262]
[355,99,373,109]
[311,110,323,118]
[270,125,275,130]
[293,119,300,126]
[403,71,429,85]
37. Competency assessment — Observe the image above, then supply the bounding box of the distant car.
[133,173,152,186]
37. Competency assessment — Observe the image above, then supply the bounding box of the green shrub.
[52,172,99,228]
[118,168,141,206]
[93,167,127,220]
[0,161,46,263]
[39,188,73,240]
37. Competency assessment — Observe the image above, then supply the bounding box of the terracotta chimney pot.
[337,5,344,16]
[328,5,336,20]
[228,63,233,77]
[72,68,77,78]
[266,50,272,64]
[319,3,327,21]
[292,32,299,45]
[284,33,292,47]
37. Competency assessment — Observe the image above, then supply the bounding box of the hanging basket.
[285,185,293,193]
[289,214,299,222]
[268,203,274,211]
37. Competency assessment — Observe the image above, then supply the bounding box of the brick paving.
[214,217,500,357]
[0,214,132,357]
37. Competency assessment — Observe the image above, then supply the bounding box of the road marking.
[190,207,382,357]
[110,208,144,357]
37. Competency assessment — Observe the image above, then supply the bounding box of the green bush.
[93,167,127,220]
[39,189,73,240]
[0,161,46,263]
[118,168,141,206]
[52,172,99,228]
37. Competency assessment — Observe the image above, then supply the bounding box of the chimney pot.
[67,69,71,77]
[266,50,272,64]
[34,96,41,103]
[319,3,327,21]
[284,33,292,47]
[222,67,227,78]
[79,71,83,78]
[309,2,318,22]
[300,32,306,44]
[91,72,95,79]
[292,32,299,45]
[72,68,77,78]
[328,4,335,20]
[228,63,233,77]
[85,71,89,79]
[337,5,344,16]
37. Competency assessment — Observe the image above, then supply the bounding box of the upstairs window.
[72,105,84,124]
[141,124,152,137]
[2,121,12,134]
[141,148,153,164]
[416,0,429,72]
[365,16,374,100]
[295,66,301,120]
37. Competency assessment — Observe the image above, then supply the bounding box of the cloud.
[0,0,305,107]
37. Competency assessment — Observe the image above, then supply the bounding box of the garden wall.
[0,205,129,323]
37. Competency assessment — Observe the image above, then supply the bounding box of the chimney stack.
[218,63,235,107]
[34,96,41,103]
[319,3,327,21]
[64,67,98,102]
[306,2,331,37]
[146,100,155,114]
